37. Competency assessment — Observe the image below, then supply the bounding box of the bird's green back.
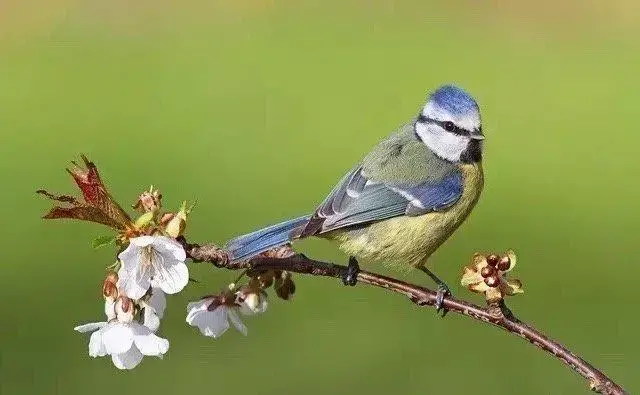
[361,121,457,186]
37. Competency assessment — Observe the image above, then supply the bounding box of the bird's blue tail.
[225,215,310,262]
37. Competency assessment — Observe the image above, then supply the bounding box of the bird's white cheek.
[415,123,469,162]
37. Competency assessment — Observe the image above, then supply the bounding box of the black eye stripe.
[416,114,472,137]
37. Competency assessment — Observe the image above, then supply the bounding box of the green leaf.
[92,235,117,249]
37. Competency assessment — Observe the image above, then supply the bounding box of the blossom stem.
[231,270,248,287]
[179,238,627,395]
[106,260,121,271]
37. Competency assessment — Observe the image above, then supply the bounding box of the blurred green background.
[1,1,639,394]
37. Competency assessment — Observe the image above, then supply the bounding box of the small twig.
[179,238,626,395]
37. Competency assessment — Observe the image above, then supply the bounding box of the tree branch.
[180,238,627,395]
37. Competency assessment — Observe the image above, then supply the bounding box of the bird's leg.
[416,264,451,316]
[341,256,360,286]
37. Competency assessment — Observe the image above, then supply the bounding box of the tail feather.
[225,215,310,261]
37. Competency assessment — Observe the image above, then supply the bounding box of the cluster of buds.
[249,270,296,301]
[248,246,297,300]
[479,254,512,287]
[129,185,193,240]
[461,250,523,303]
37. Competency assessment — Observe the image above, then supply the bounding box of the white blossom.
[117,235,188,300]
[186,297,247,338]
[74,297,169,370]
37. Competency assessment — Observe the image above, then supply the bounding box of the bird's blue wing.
[299,167,463,236]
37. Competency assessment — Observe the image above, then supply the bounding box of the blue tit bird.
[225,85,484,310]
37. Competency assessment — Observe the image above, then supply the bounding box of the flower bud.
[134,211,155,229]
[164,201,191,238]
[102,271,119,299]
[105,271,118,284]
[244,293,259,310]
[497,256,511,271]
[258,272,274,288]
[484,275,500,288]
[237,279,268,314]
[241,292,268,314]
[159,212,175,226]
[486,254,500,267]
[132,186,162,213]
[480,266,494,278]
[115,296,135,323]
[274,272,296,300]
[247,277,262,290]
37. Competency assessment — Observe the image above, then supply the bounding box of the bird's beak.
[470,134,485,141]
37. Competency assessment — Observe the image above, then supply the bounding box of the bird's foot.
[434,283,451,317]
[417,265,451,317]
[341,256,360,286]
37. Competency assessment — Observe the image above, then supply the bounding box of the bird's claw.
[435,284,451,317]
[342,256,360,286]
[416,265,451,317]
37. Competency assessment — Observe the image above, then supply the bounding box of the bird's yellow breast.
[326,163,484,267]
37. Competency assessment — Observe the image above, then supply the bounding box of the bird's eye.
[443,121,456,132]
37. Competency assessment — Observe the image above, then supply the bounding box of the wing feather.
[300,166,463,236]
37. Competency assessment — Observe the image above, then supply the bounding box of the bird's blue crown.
[429,85,479,116]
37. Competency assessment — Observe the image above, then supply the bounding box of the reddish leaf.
[38,156,133,230]
[42,205,125,229]
[67,155,132,226]
[35,190,80,205]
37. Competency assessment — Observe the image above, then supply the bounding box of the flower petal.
[501,279,524,296]
[143,306,161,332]
[186,299,209,320]
[485,287,503,302]
[471,253,488,270]
[155,261,189,295]
[460,266,483,287]
[227,309,247,336]
[187,304,229,338]
[117,266,151,300]
[153,236,187,261]
[104,298,116,321]
[102,322,134,355]
[132,323,169,356]
[149,288,166,319]
[117,243,140,272]
[130,236,156,248]
[468,282,491,293]
[111,346,144,370]
[74,322,107,333]
[205,308,230,338]
[89,328,107,357]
